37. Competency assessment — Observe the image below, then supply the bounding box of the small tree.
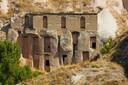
[0,40,35,84]
[0,41,21,84]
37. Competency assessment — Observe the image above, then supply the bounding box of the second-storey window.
[61,16,66,28]
[25,15,33,29]
[80,16,85,29]
[90,36,96,49]
[43,16,48,28]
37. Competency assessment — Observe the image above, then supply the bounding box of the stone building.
[15,12,101,71]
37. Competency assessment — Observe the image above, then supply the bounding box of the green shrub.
[0,41,40,84]
[0,40,21,84]
[32,71,41,78]
[101,38,114,55]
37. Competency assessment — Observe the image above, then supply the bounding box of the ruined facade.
[12,12,101,71]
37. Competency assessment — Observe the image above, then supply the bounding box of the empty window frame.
[44,55,50,72]
[43,16,48,28]
[83,51,89,61]
[62,55,67,65]
[61,16,66,28]
[45,60,50,72]
[44,36,51,52]
[72,32,80,44]
[45,59,50,72]
[25,15,33,29]
[45,60,50,66]
[90,36,96,49]
[80,16,85,29]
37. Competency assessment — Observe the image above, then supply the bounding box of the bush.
[32,71,41,78]
[101,38,114,55]
[0,41,40,84]
[0,41,21,84]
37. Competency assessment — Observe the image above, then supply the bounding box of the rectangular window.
[72,32,80,44]
[45,60,50,72]
[62,55,67,65]
[25,15,33,29]
[45,60,50,66]
[43,16,48,28]
[61,16,66,28]
[90,36,96,49]
[80,16,85,29]
[44,55,50,72]
[83,51,89,61]
[44,37,51,52]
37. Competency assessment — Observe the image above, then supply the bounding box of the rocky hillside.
[0,1,128,84]
[22,26,128,85]
[0,0,128,41]
[109,28,128,78]
[23,60,128,85]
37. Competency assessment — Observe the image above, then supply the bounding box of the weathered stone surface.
[11,15,23,31]
[43,29,58,55]
[49,55,60,71]
[60,30,73,52]
[76,31,90,63]
[89,48,100,60]
[59,30,73,64]
[78,31,90,51]
[8,29,18,42]
[0,31,6,40]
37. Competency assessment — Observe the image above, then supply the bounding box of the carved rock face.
[8,29,18,42]
[44,29,58,55]
[60,30,73,52]
[78,31,90,51]
[0,31,6,40]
